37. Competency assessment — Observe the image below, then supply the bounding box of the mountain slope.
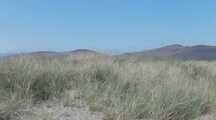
[9,49,101,58]
[67,49,99,55]
[125,44,216,60]
[175,45,216,60]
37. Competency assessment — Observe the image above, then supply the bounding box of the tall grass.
[0,55,216,120]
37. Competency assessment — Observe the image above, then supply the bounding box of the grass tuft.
[0,55,216,120]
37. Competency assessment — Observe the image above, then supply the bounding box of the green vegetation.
[0,55,216,120]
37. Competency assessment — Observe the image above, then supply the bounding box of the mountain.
[0,53,18,59]
[0,53,11,57]
[28,51,60,56]
[23,49,99,56]
[2,45,216,60]
[125,44,216,60]
[0,49,101,60]
[67,49,98,55]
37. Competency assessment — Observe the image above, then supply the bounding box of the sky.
[0,0,216,53]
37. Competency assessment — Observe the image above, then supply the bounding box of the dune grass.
[0,55,216,120]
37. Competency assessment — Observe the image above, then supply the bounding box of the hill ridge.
[125,44,216,60]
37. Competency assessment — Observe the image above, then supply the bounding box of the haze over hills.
[0,49,100,60]
[67,49,99,55]
[125,44,216,60]
[2,44,216,60]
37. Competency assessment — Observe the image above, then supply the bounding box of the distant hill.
[2,45,216,60]
[28,51,61,56]
[67,49,99,55]
[2,49,101,58]
[124,44,216,60]
[0,53,17,59]
[27,49,100,57]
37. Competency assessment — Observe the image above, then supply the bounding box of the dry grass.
[0,55,216,120]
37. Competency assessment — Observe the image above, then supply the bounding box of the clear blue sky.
[0,0,216,53]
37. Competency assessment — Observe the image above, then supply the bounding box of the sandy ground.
[4,102,216,120]
[194,114,216,120]
[14,101,103,120]
[2,89,214,120]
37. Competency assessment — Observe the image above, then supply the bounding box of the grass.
[0,55,216,120]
